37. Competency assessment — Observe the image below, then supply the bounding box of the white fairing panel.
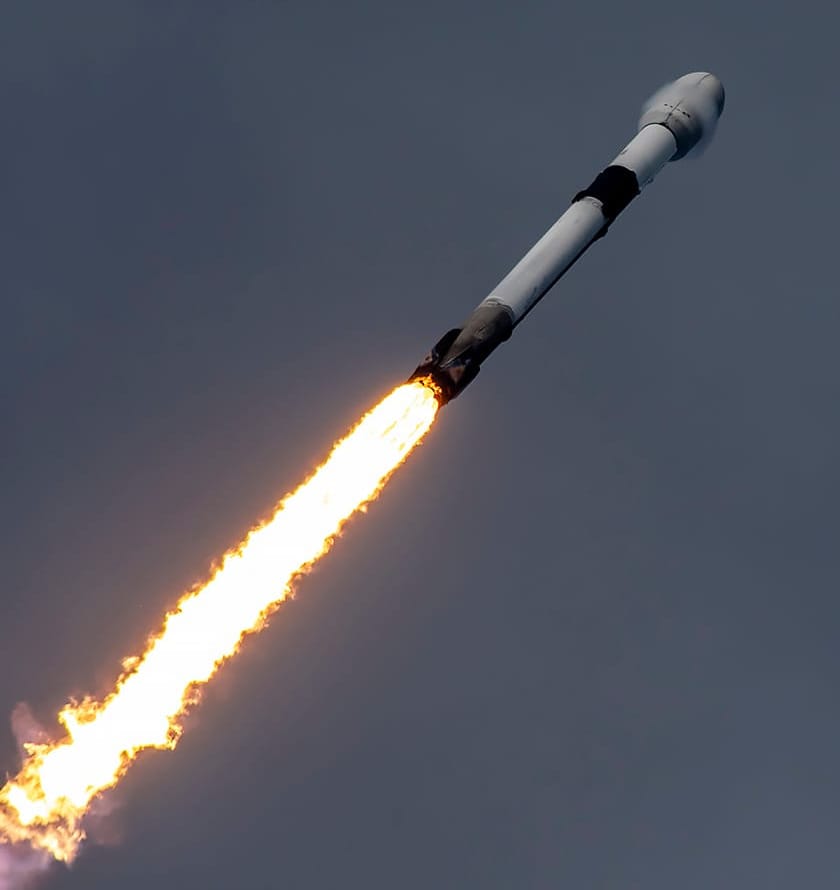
[639,72,725,159]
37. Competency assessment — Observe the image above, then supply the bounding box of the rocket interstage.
[410,72,725,404]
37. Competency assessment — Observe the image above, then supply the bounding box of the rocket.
[409,72,725,404]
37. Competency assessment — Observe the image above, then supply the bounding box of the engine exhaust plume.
[0,381,439,864]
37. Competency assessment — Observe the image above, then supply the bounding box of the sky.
[1,1,838,887]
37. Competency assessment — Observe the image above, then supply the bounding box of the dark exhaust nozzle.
[408,303,514,404]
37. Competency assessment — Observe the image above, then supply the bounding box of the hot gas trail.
[0,381,439,863]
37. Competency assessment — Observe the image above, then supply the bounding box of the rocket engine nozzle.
[409,303,515,404]
[409,328,466,404]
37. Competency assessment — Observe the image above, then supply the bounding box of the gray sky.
[2,1,838,888]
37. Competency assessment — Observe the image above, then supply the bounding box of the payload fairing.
[410,72,725,403]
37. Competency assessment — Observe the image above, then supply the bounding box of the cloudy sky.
[2,1,838,887]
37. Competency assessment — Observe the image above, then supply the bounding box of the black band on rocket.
[573,165,640,222]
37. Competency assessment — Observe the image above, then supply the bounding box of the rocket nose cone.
[670,71,725,117]
[639,72,726,159]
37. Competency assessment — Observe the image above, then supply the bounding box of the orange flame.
[0,381,439,862]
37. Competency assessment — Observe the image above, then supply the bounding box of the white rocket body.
[487,124,677,325]
[410,72,725,403]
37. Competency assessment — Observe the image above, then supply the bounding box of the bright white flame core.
[0,381,439,862]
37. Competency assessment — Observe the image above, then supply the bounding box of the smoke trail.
[0,846,50,890]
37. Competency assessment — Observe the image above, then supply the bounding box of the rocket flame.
[0,381,439,863]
